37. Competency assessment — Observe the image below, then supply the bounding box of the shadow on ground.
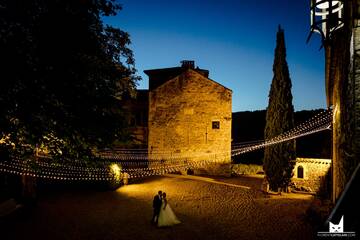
[0,175,317,240]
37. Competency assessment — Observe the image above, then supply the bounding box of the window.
[212,121,220,129]
[135,112,142,126]
[129,116,136,127]
[297,166,304,179]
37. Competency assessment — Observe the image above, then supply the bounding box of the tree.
[0,0,139,160]
[264,26,296,191]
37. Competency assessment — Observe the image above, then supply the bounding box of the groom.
[152,190,162,224]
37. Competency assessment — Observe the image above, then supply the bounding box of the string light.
[0,109,332,180]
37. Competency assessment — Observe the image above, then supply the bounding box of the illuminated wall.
[292,158,331,193]
[148,69,232,175]
[325,2,360,202]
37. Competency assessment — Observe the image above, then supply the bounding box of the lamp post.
[316,0,339,9]
[307,0,344,45]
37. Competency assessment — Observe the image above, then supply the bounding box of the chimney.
[181,60,195,69]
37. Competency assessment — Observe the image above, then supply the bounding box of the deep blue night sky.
[104,0,325,112]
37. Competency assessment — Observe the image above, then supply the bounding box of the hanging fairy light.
[0,109,333,180]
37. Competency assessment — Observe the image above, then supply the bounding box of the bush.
[231,164,263,175]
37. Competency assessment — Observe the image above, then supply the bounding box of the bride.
[157,192,181,227]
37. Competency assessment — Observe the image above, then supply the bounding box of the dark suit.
[152,194,162,223]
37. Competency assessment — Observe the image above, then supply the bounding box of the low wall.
[292,158,331,193]
[230,158,331,194]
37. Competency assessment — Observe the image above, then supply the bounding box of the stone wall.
[335,20,360,200]
[327,2,360,202]
[120,90,149,148]
[148,69,232,175]
[292,158,331,193]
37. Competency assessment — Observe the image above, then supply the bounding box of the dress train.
[157,202,181,227]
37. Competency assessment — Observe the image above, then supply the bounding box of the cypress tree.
[264,26,296,192]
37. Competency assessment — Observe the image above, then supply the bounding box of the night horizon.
[104,0,326,112]
[1,1,359,240]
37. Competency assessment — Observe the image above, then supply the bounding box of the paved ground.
[1,174,316,240]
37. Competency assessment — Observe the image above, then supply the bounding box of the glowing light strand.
[0,109,332,180]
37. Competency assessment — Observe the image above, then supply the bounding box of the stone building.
[308,0,360,203]
[317,0,360,202]
[124,61,232,175]
[292,158,331,193]
[121,90,148,148]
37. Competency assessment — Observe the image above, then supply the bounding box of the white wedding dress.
[157,200,181,227]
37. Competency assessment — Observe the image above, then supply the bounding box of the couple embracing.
[152,191,181,227]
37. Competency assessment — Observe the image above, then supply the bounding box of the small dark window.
[297,166,304,179]
[129,116,136,127]
[212,121,220,129]
[135,112,142,126]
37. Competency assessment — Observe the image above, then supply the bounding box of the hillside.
[232,109,332,164]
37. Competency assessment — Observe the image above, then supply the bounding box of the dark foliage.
[0,0,140,160]
[264,26,295,191]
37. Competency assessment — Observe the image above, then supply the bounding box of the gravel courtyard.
[1,174,317,240]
